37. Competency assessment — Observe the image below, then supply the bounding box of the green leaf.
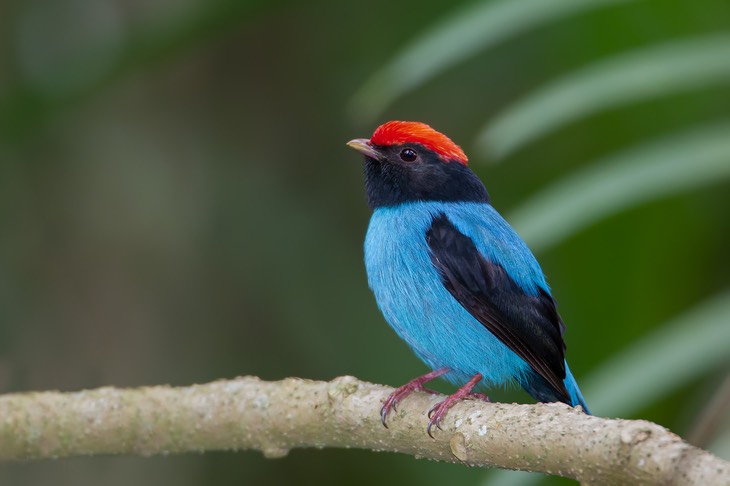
[710,426,730,461]
[508,122,730,254]
[348,0,637,122]
[583,290,730,418]
[1,0,274,140]
[478,34,730,158]
[482,290,730,484]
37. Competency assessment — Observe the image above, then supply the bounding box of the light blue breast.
[364,201,549,388]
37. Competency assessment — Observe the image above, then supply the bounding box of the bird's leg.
[427,373,483,438]
[381,367,449,427]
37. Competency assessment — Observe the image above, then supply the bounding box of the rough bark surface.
[0,376,727,485]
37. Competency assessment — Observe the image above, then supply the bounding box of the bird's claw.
[426,401,449,438]
[426,419,442,439]
[380,388,411,427]
[380,397,398,427]
[424,373,485,438]
[380,369,450,428]
[381,386,424,426]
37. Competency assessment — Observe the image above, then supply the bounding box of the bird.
[346,121,590,436]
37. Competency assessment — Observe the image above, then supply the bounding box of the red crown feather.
[370,121,468,165]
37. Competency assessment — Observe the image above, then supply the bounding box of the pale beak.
[346,138,382,160]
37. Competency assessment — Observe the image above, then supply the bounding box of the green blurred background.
[1,0,729,484]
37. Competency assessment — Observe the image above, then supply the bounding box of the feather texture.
[370,121,468,165]
[365,200,590,412]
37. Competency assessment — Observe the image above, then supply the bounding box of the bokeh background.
[1,0,729,484]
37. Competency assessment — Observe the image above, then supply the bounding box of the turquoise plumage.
[348,121,590,434]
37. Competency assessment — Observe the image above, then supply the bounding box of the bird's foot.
[426,373,483,438]
[381,367,449,427]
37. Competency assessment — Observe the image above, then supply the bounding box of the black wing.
[426,213,569,401]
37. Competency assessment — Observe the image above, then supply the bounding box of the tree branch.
[0,376,727,484]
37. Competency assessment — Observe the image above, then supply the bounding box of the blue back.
[365,200,589,411]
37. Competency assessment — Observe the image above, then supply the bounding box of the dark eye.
[399,148,417,162]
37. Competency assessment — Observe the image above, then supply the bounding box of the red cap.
[370,121,468,165]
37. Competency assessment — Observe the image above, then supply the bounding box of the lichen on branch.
[0,376,727,485]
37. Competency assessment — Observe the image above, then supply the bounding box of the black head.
[346,121,489,208]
